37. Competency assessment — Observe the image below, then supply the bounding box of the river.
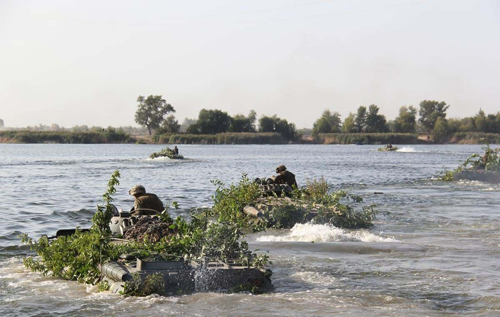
[0,144,499,316]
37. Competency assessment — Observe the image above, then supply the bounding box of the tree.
[71,125,89,132]
[312,110,342,137]
[258,115,298,141]
[158,115,180,133]
[186,123,200,134]
[418,100,450,134]
[258,116,275,132]
[341,113,356,133]
[50,123,62,131]
[393,106,417,133]
[474,109,486,133]
[196,109,231,134]
[180,118,197,133]
[0,118,4,128]
[431,117,450,143]
[354,106,367,132]
[365,105,388,133]
[134,95,175,135]
[229,110,257,132]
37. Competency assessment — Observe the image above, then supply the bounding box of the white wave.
[147,157,170,161]
[255,223,397,243]
[457,179,500,190]
[290,271,338,286]
[396,147,416,152]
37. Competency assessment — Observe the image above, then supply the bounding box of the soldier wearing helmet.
[274,165,298,189]
[129,185,164,216]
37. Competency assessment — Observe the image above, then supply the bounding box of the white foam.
[148,157,170,161]
[396,147,416,152]
[255,223,397,243]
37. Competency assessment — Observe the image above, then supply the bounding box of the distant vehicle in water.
[150,147,184,159]
[378,145,398,152]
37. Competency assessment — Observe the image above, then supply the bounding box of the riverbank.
[0,129,135,144]
[1,130,499,144]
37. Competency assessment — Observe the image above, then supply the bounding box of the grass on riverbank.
[3,130,500,144]
[0,129,135,143]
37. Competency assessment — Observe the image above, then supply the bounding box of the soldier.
[173,146,179,155]
[274,165,298,189]
[129,185,164,216]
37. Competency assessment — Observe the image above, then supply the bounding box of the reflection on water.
[1,143,499,316]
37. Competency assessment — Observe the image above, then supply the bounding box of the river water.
[0,144,499,316]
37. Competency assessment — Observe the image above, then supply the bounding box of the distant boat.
[378,146,398,152]
[354,141,364,145]
[150,147,184,160]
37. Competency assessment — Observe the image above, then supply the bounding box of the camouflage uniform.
[275,170,298,189]
[132,193,164,215]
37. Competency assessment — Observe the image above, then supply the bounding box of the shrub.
[210,175,382,230]
[22,171,270,296]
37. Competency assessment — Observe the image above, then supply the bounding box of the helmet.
[276,165,286,173]
[129,185,146,195]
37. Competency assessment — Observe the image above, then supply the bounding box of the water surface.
[1,144,499,316]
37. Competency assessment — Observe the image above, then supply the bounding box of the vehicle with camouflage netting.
[451,145,500,183]
[150,146,184,159]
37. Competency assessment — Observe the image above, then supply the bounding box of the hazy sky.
[1,0,499,129]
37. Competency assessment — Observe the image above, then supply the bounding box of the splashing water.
[256,223,397,243]
[396,147,416,152]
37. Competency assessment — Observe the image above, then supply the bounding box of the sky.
[1,0,499,129]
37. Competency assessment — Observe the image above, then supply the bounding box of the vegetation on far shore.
[3,129,500,145]
[3,96,500,144]
[0,128,135,144]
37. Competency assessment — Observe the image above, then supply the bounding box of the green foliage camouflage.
[149,147,184,159]
[210,175,382,231]
[438,144,500,181]
[377,146,398,152]
[22,170,121,284]
[22,171,270,296]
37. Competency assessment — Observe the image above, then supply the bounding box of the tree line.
[134,95,500,142]
[2,96,498,144]
[134,95,298,141]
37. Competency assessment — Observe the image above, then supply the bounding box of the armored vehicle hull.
[378,147,398,152]
[453,170,500,184]
[54,207,273,296]
[150,147,184,160]
[100,257,273,295]
[105,210,273,295]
